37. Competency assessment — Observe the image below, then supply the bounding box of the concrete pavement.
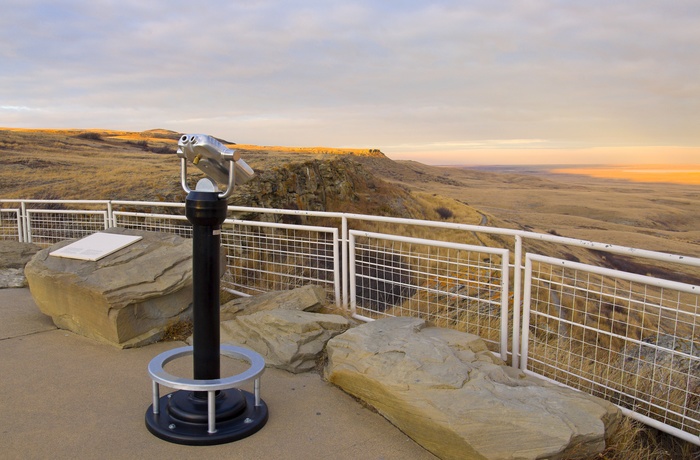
[0,288,438,460]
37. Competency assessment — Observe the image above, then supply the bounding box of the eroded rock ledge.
[324,317,621,460]
[25,228,193,348]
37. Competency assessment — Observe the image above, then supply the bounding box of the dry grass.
[382,161,700,260]
[161,318,194,342]
[596,417,699,460]
[0,128,185,201]
[3,127,700,458]
[0,128,383,203]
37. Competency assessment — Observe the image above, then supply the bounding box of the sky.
[1,1,699,165]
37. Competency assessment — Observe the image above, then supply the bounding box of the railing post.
[348,231,357,317]
[519,254,533,371]
[21,202,31,243]
[17,207,24,243]
[511,235,523,368]
[333,228,342,309]
[107,201,114,227]
[341,216,349,311]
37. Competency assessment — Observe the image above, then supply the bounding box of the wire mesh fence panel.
[7,198,700,444]
[26,209,109,247]
[221,220,339,305]
[522,254,700,441]
[113,212,192,239]
[0,209,21,241]
[350,230,509,356]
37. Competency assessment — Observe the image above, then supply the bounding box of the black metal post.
[145,189,268,445]
[187,191,227,385]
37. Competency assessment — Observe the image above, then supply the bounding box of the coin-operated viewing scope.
[177,134,255,199]
[146,135,268,445]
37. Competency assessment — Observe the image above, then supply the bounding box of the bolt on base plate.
[145,388,268,446]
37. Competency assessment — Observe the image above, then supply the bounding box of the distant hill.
[0,127,467,218]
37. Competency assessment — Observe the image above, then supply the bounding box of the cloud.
[1,105,39,111]
[1,1,699,163]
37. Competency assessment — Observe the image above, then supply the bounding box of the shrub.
[435,206,454,220]
[126,140,149,150]
[76,132,103,141]
[150,145,176,154]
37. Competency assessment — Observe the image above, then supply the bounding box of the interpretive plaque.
[49,232,142,261]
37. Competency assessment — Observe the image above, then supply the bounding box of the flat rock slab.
[25,228,193,348]
[221,309,351,373]
[221,284,326,320]
[325,317,621,460]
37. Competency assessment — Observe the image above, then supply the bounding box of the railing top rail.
[26,209,108,215]
[350,229,509,256]
[2,199,698,267]
[225,218,339,234]
[521,232,700,268]
[228,205,345,218]
[231,205,700,268]
[0,199,111,205]
[527,254,700,295]
[113,211,188,219]
[111,201,185,208]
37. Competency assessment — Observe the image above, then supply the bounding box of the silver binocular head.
[177,134,255,198]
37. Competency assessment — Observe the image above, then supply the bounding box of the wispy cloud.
[1,1,699,163]
[1,105,41,111]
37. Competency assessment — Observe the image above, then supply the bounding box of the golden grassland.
[2,128,700,458]
[379,160,700,260]
[2,127,698,262]
[0,128,383,202]
[0,128,183,201]
[551,164,700,186]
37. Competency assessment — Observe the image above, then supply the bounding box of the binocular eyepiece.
[177,134,255,199]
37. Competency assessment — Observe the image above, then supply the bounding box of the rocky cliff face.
[231,156,423,222]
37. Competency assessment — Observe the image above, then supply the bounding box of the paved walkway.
[0,288,437,460]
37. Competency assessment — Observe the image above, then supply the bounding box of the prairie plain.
[1,127,699,262]
[374,159,700,259]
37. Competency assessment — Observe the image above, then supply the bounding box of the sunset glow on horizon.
[547,164,700,185]
[382,145,700,166]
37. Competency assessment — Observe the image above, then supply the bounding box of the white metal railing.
[221,219,341,307]
[113,211,191,238]
[521,254,700,445]
[0,208,22,241]
[2,198,699,445]
[25,208,110,245]
[349,230,510,360]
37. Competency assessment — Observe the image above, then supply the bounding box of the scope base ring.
[145,345,269,446]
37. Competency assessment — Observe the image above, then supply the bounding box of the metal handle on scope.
[177,134,255,199]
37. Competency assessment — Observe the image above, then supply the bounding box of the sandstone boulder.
[221,284,326,320]
[325,317,621,460]
[25,228,193,348]
[0,241,42,288]
[220,309,351,373]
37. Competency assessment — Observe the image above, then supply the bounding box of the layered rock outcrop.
[221,309,351,373]
[25,228,193,348]
[325,317,621,460]
[231,157,422,221]
[217,285,351,373]
[220,284,326,320]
